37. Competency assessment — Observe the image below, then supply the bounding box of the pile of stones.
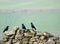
[0,26,60,44]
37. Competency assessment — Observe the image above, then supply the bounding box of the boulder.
[1,26,60,44]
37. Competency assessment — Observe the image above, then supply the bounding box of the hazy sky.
[0,0,60,9]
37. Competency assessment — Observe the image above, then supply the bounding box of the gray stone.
[45,40,55,44]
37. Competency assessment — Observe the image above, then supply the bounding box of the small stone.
[40,36,45,40]
[9,35,15,39]
[56,39,60,44]
[4,30,15,36]
[43,32,48,36]
[12,39,17,43]
[43,32,54,37]
[30,38,35,42]
[29,41,33,44]
[39,42,43,44]
[45,40,55,44]
[22,40,28,44]
[36,32,42,36]
[3,38,7,42]
[15,41,20,44]
[33,42,37,44]
[24,33,29,37]
[34,36,39,39]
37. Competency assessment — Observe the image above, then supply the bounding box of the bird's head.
[22,24,24,26]
[31,22,33,24]
[7,26,9,27]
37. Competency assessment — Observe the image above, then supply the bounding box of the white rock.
[36,32,42,36]
[45,40,55,44]
[33,42,37,44]
[30,38,35,42]
[24,33,29,37]
[40,36,45,40]
[4,30,15,36]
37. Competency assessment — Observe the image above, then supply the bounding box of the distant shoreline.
[0,9,60,13]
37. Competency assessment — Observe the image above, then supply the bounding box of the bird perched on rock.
[22,24,26,29]
[31,22,36,30]
[3,26,9,33]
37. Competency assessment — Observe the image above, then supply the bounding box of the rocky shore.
[0,26,60,44]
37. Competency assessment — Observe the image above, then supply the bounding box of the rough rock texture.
[0,26,60,44]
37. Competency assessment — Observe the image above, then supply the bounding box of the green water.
[0,12,60,32]
[0,12,60,40]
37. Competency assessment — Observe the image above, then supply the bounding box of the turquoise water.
[0,12,60,32]
[0,12,60,40]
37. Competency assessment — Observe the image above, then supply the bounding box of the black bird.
[3,26,9,32]
[31,22,36,30]
[22,24,26,29]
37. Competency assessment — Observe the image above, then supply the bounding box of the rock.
[40,36,45,40]
[22,40,28,44]
[29,41,33,44]
[24,31,32,38]
[3,38,8,42]
[30,29,36,37]
[4,30,15,36]
[15,40,20,44]
[12,39,17,43]
[36,32,42,36]
[39,42,44,44]
[24,33,29,37]
[33,42,37,44]
[45,40,55,44]
[15,30,23,40]
[4,39,13,44]
[30,38,35,42]
[1,26,60,44]
[56,39,60,44]
[43,32,54,37]
[34,36,39,39]
[43,32,48,36]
